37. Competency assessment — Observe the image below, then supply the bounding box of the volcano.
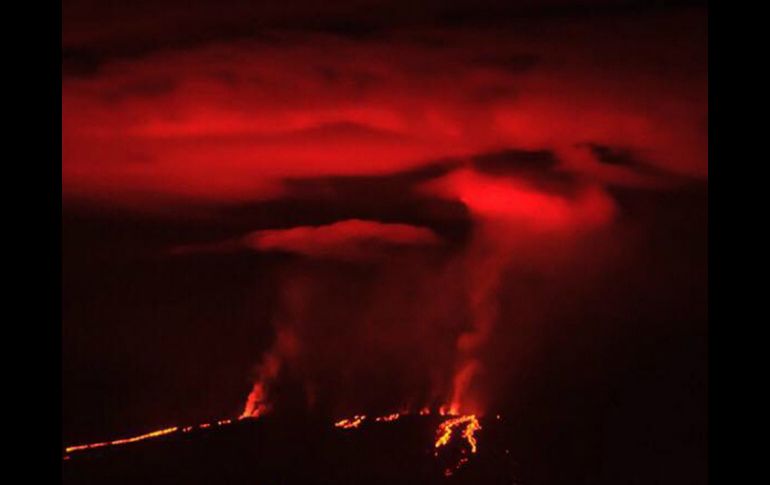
[61,2,707,484]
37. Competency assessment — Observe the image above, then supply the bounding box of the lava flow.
[334,415,367,429]
[334,410,482,455]
[375,413,401,422]
[434,414,482,454]
[64,426,180,454]
[332,409,483,474]
[65,410,486,478]
[64,417,242,458]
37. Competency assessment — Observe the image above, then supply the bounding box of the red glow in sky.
[63,14,705,208]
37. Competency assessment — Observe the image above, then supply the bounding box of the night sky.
[62,2,707,480]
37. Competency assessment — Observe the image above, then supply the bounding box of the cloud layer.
[63,10,706,208]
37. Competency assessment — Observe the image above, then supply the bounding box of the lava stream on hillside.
[63,410,505,483]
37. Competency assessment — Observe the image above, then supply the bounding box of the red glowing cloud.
[423,169,616,231]
[62,12,706,208]
[173,219,440,260]
[244,219,440,259]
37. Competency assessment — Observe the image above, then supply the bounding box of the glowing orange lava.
[64,417,245,459]
[334,415,366,429]
[64,426,179,454]
[438,405,460,416]
[461,416,481,453]
[240,381,270,418]
[65,408,487,479]
[434,414,481,453]
[374,413,401,422]
[433,414,482,477]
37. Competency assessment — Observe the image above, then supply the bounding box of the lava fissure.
[65,411,484,462]
[64,417,245,458]
[334,414,367,429]
[434,414,482,454]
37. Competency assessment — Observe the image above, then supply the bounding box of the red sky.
[63,8,706,208]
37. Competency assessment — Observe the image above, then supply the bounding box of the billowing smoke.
[424,169,616,414]
[230,164,621,419]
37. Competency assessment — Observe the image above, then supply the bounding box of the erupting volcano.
[63,1,707,484]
